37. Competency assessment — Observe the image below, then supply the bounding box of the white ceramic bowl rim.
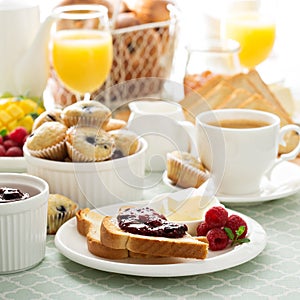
[23,137,148,172]
[0,173,49,214]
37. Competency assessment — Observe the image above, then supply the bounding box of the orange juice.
[225,13,276,68]
[52,29,113,95]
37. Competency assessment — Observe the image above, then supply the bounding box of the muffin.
[47,194,78,234]
[110,130,139,159]
[167,151,209,188]
[25,121,67,160]
[32,109,64,131]
[62,100,111,128]
[103,118,127,132]
[66,126,115,162]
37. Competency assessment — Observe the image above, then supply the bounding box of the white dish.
[24,135,147,208]
[55,203,266,277]
[0,157,27,173]
[163,161,300,205]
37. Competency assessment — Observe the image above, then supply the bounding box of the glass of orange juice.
[50,5,113,100]
[222,0,276,69]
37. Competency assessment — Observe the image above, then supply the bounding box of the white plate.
[163,161,300,205]
[0,157,27,173]
[55,204,266,277]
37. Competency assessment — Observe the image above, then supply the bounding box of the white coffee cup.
[196,109,300,195]
[127,100,196,171]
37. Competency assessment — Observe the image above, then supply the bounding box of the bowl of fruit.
[0,96,44,172]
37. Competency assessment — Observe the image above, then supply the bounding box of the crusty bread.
[100,216,208,259]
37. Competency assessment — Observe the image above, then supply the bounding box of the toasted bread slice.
[216,88,251,109]
[246,69,292,122]
[76,208,129,259]
[100,216,208,259]
[226,73,258,94]
[184,80,236,121]
[238,95,299,153]
[238,94,290,126]
[180,75,224,122]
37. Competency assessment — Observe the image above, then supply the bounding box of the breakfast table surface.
[1,168,300,300]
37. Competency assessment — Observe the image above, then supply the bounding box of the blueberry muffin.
[62,100,111,128]
[167,151,209,188]
[110,130,139,159]
[66,126,115,162]
[32,108,64,131]
[25,121,67,160]
[47,194,78,234]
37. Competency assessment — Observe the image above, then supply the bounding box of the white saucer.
[163,161,300,205]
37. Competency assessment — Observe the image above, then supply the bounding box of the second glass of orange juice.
[51,5,112,100]
[222,0,276,69]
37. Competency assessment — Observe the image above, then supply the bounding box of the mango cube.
[0,110,13,125]
[7,120,18,131]
[18,99,37,114]
[17,115,34,133]
[6,103,25,119]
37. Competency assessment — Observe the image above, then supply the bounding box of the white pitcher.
[0,0,55,97]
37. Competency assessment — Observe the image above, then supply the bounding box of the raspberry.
[8,127,28,145]
[5,146,23,157]
[0,145,5,156]
[3,139,18,150]
[205,206,228,229]
[196,221,210,236]
[225,215,248,239]
[0,135,3,145]
[206,228,229,251]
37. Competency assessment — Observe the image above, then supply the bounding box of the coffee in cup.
[196,109,300,195]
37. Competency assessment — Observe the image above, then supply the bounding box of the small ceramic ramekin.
[0,173,49,274]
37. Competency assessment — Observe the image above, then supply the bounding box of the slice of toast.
[226,73,258,94]
[180,75,224,122]
[246,69,292,121]
[216,88,252,109]
[238,95,299,153]
[185,80,235,120]
[76,208,129,259]
[100,215,208,259]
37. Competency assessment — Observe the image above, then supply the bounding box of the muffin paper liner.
[66,141,114,162]
[27,140,67,161]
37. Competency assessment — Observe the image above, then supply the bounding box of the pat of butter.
[269,84,295,115]
[167,196,206,221]
[157,195,220,222]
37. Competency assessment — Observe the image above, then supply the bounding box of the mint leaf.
[0,129,7,137]
[235,238,250,244]
[235,226,245,238]
[224,227,235,240]
[225,225,250,246]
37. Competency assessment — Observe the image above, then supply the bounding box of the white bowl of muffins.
[0,173,49,274]
[23,101,148,208]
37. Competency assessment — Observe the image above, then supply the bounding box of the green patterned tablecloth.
[1,177,300,300]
